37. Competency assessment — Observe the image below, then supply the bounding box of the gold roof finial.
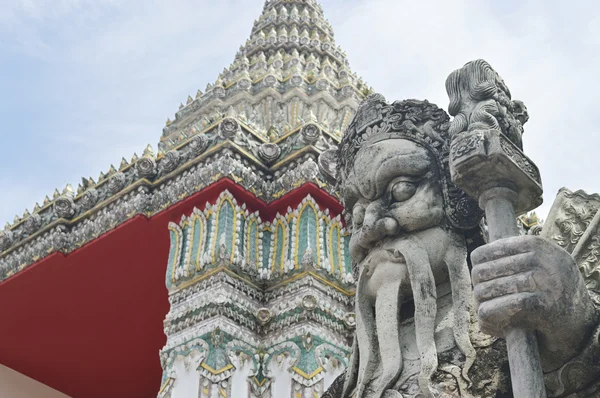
[226,106,237,118]
[143,144,155,157]
[62,184,75,196]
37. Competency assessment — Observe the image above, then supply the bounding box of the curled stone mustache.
[348,234,476,398]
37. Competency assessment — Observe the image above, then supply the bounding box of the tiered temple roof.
[0,0,370,282]
[160,0,370,150]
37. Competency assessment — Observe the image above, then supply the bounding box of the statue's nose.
[358,203,399,249]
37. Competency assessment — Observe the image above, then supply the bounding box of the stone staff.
[446,60,546,397]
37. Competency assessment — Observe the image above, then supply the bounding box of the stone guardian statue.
[319,61,600,398]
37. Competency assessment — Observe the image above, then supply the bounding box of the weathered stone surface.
[322,60,600,398]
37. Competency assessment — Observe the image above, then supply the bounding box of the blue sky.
[1,0,599,226]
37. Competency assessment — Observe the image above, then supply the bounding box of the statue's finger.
[474,271,537,303]
[471,251,535,284]
[477,317,503,338]
[471,235,535,265]
[477,292,541,333]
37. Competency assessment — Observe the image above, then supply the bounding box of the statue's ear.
[318,148,340,187]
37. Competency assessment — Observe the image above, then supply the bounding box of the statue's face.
[343,139,446,297]
[344,139,444,250]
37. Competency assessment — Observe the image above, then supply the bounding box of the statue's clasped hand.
[471,235,599,369]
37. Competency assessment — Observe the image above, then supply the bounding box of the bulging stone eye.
[391,181,417,203]
[352,205,365,228]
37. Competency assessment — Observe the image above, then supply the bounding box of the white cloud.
[0,0,598,227]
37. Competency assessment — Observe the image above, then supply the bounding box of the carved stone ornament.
[316,78,329,91]
[273,58,284,69]
[449,129,543,215]
[317,148,339,186]
[256,308,272,325]
[80,188,99,211]
[343,312,356,329]
[301,123,321,145]
[188,134,209,157]
[136,155,157,178]
[219,118,239,139]
[264,74,278,87]
[543,188,600,290]
[160,150,180,174]
[290,75,303,87]
[258,143,281,164]
[22,214,41,235]
[54,195,76,219]
[301,294,318,311]
[341,85,354,98]
[237,78,251,90]
[446,60,542,216]
[0,229,14,252]
[446,59,528,149]
[214,294,227,305]
[213,86,225,98]
[107,172,127,194]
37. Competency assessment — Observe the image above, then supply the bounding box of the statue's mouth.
[359,244,409,284]
[361,241,408,268]
[380,248,406,263]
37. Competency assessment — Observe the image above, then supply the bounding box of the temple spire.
[160,0,371,151]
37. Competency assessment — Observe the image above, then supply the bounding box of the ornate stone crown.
[337,93,482,230]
